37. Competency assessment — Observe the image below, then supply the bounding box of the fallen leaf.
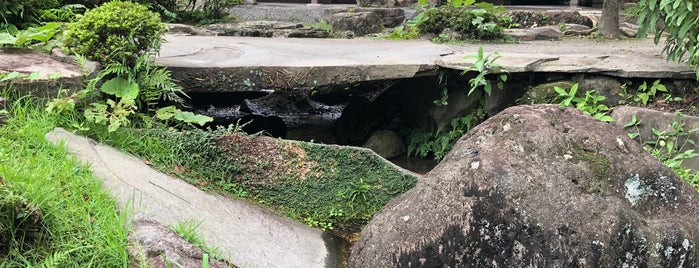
[174,166,185,173]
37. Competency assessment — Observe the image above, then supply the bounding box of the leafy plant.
[636,0,699,78]
[463,46,507,96]
[0,0,60,31]
[174,0,240,25]
[555,83,614,122]
[434,47,506,106]
[624,113,699,190]
[39,4,85,23]
[407,113,480,160]
[0,22,63,49]
[156,106,214,127]
[621,79,668,105]
[63,1,166,65]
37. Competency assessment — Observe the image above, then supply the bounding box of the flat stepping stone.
[45,128,340,268]
[0,48,96,96]
[438,52,695,79]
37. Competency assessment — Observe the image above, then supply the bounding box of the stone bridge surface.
[155,35,696,93]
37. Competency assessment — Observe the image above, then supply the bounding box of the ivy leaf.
[0,33,17,45]
[100,77,139,99]
[0,71,20,82]
[623,115,640,128]
[174,110,213,126]
[155,105,177,120]
[156,106,213,126]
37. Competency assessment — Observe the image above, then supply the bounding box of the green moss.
[520,81,576,105]
[262,143,417,232]
[570,142,613,194]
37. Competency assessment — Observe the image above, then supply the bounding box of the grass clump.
[0,95,129,267]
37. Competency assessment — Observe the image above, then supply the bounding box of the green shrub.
[63,1,166,65]
[416,3,508,40]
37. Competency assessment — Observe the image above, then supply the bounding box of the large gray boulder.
[324,8,405,28]
[330,12,383,37]
[508,10,594,28]
[357,0,395,8]
[505,26,563,41]
[0,48,97,97]
[349,105,699,267]
[128,214,230,268]
[576,74,625,106]
[363,130,406,159]
[204,21,329,38]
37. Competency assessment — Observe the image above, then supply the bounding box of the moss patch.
[520,80,576,105]
[569,142,613,194]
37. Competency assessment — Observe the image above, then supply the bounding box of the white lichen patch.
[471,161,480,170]
[563,153,573,161]
[503,123,511,132]
[616,136,627,152]
[625,174,645,206]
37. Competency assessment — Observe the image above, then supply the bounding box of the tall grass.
[0,93,129,267]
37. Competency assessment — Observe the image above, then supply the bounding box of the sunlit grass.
[0,93,129,267]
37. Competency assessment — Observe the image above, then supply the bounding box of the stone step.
[45,128,339,268]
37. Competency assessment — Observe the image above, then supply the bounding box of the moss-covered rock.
[168,130,417,233]
[521,80,576,104]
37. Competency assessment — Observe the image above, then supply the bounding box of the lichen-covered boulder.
[363,130,406,159]
[349,104,699,267]
[128,214,230,268]
[330,12,383,37]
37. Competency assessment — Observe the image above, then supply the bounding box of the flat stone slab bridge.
[155,35,696,93]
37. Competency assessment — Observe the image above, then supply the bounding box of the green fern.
[28,247,86,268]
[407,113,478,160]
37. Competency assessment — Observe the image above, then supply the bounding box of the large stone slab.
[0,48,96,97]
[156,35,452,92]
[439,52,695,79]
[157,36,695,93]
[323,7,405,28]
[204,21,330,38]
[45,128,340,268]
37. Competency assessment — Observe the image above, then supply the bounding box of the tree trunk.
[600,0,620,39]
